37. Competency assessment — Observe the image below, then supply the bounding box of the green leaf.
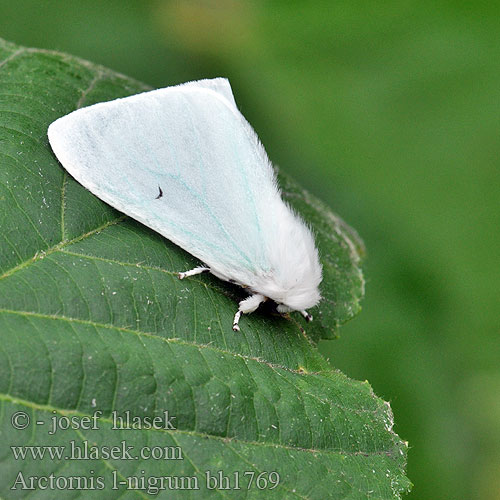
[0,39,410,499]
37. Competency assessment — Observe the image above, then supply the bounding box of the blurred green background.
[1,1,498,498]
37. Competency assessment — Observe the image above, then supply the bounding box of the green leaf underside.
[0,38,410,499]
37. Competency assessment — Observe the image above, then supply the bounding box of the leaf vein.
[0,393,401,459]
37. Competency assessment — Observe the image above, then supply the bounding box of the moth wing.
[48,79,278,284]
[178,77,238,110]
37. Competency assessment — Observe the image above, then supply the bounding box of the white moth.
[48,78,322,330]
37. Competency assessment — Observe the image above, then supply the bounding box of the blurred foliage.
[0,1,498,499]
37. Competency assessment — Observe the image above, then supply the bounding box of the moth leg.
[233,293,267,331]
[178,266,210,279]
[300,310,313,322]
